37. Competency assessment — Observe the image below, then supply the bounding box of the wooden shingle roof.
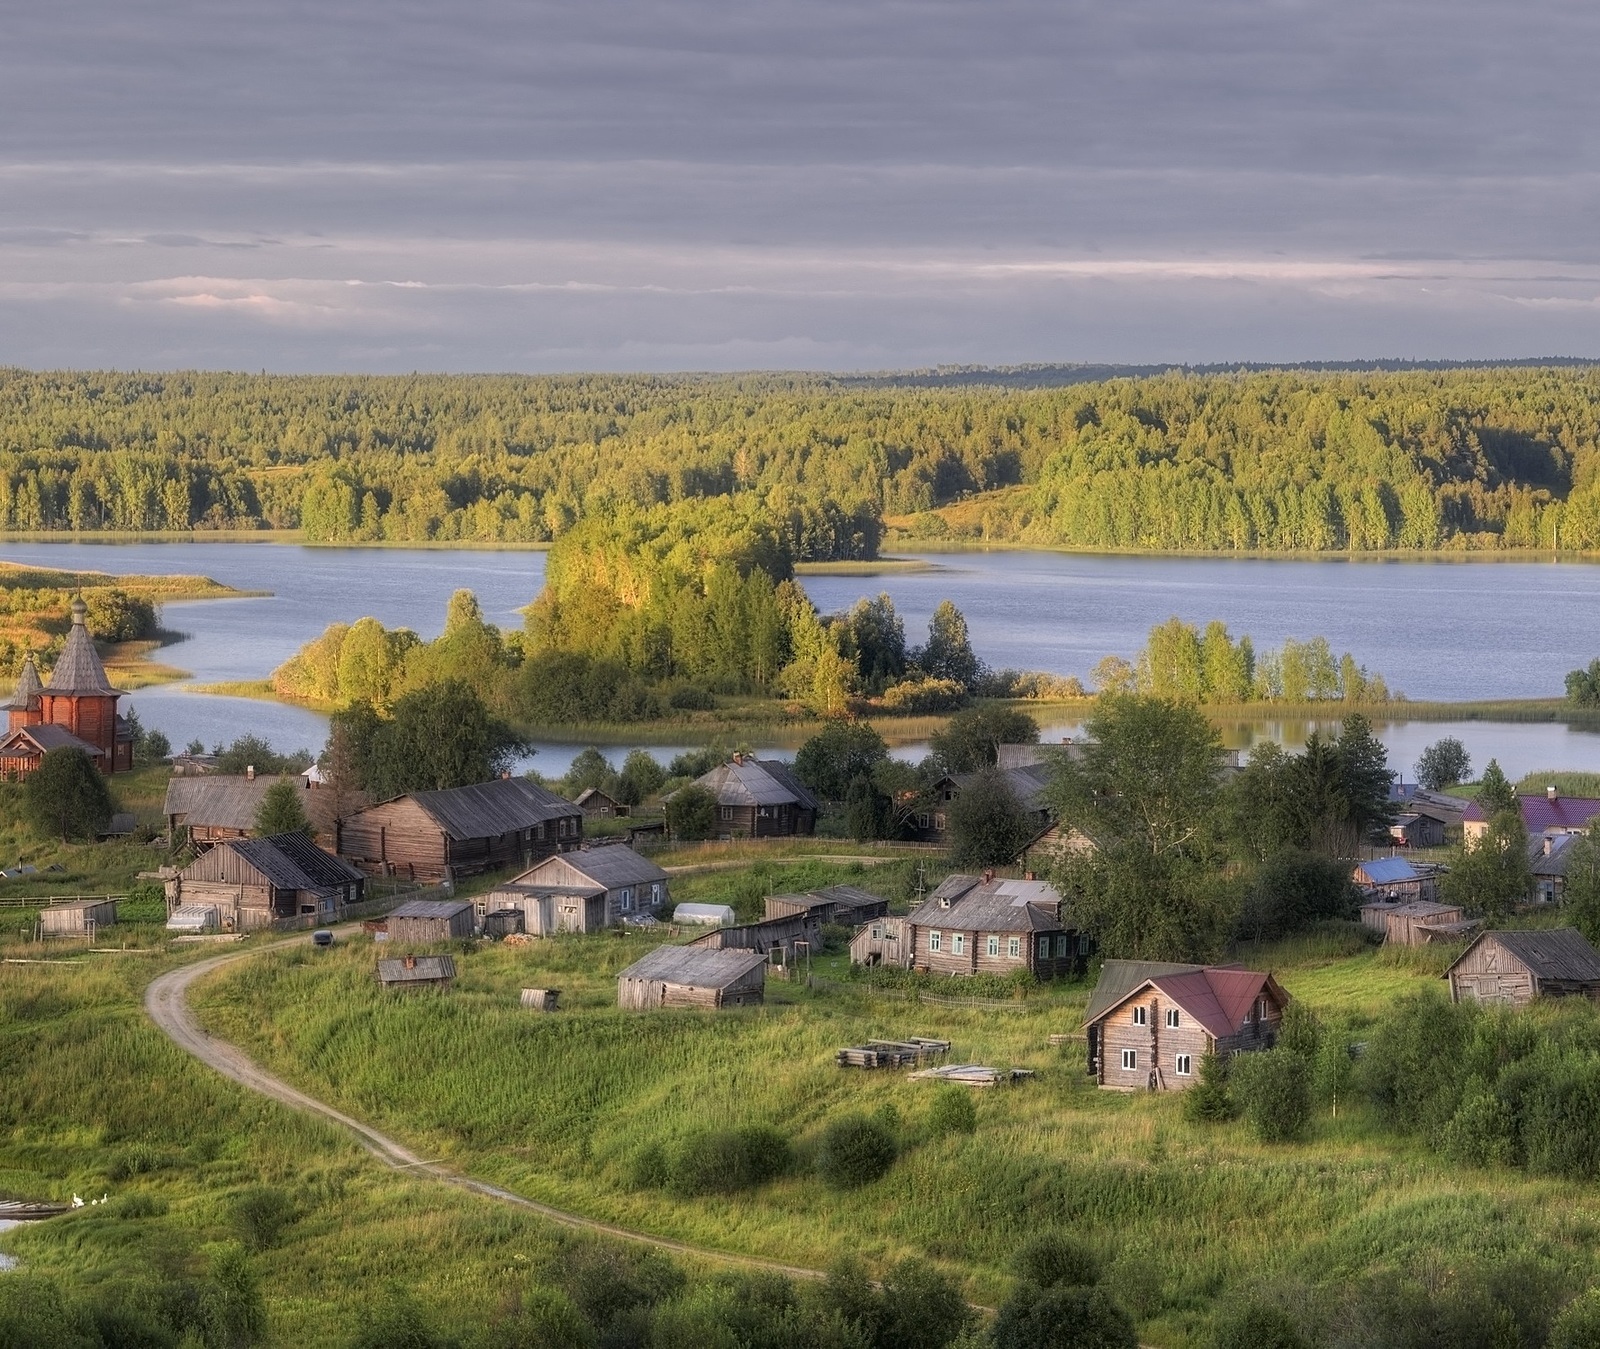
[405,777,580,840]
[164,774,297,829]
[46,599,118,695]
[617,944,768,988]
[1448,928,1600,984]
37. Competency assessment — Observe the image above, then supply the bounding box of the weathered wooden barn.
[167,832,366,931]
[1352,855,1441,903]
[163,773,304,846]
[904,872,1089,980]
[377,954,456,989]
[1084,959,1290,1092]
[39,897,118,937]
[764,884,889,927]
[1358,897,1472,946]
[686,755,818,839]
[688,911,822,970]
[337,777,583,882]
[386,898,476,944]
[483,844,670,934]
[1389,812,1446,848]
[849,914,911,969]
[1445,928,1600,1007]
[616,945,768,1010]
[574,787,627,818]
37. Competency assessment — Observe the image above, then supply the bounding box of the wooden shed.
[376,954,457,989]
[483,844,669,935]
[1353,855,1440,903]
[688,911,822,970]
[1445,929,1600,1007]
[1360,898,1468,947]
[850,915,912,969]
[337,777,583,882]
[39,897,118,937]
[574,787,628,818]
[616,945,768,1010]
[386,898,476,944]
[764,884,890,927]
[167,832,366,932]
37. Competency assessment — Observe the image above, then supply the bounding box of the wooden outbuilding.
[1445,928,1600,1007]
[163,773,305,847]
[903,872,1089,980]
[337,777,583,882]
[574,787,628,818]
[1352,855,1440,903]
[764,884,889,927]
[1084,959,1290,1092]
[616,945,769,1010]
[483,844,669,935]
[1359,897,1470,947]
[688,911,822,971]
[166,832,366,932]
[1389,813,1446,849]
[850,915,912,969]
[684,755,818,839]
[386,898,476,944]
[39,896,118,937]
[377,954,456,989]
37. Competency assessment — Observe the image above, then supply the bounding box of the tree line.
[5,366,1600,553]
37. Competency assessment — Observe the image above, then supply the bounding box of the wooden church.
[0,598,134,780]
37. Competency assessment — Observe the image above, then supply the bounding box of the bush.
[22,747,113,841]
[667,1126,791,1197]
[667,684,717,711]
[1231,1049,1312,1143]
[232,1185,297,1251]
[1207,1301,1307,1349]
[1011,1232,1100,1290]
[816,1114,897,1190]
[1551,1290,1600,1349]
[665,784,718,841]
[992,1284,1138,1349]
[878,676,969,714]
[926,1086,977,1139]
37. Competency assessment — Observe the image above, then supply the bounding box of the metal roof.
[406,777,581,840]
[45,599,118,695]
[2,654,42,711]
[164,775,298,830]
[618,944,769,987]
[222,833,364,892]
[166,903,219,932]
[524,844,668,891]
[769,884,888,914]
[910,883,1064,934]
[1531,832,1586,877]
[1084,960,1210,1024]
[1448,928,1600,984]
[694,758,819,810]
[0,724,105,758]
[1465,793,1600,833]
[390,898,475,919]
[377,954,456,984]
[1083,960,1282,1039]
[1356,856,1422,885]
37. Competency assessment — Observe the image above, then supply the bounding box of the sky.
[8,0,1600,372]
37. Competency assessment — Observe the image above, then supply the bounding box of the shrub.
[878,676,968,715]
[1011,1232,1101,1290]
[232,1185,297,1251]
[254,780,311,837]
[1231,1050,1312,1143]
[1183,1053,1237,1123]
[992,1284,1138,1349]
[668,1126,791,1197]
[927,1086,977,1139]
[665,784,718,841]
[877,1258,973,1349]
[1551,1290,1600,1349]
[23,747,113,841]
[668,684,717,711]
[1207,1301,1307,1349]
[816,1114,897,1190]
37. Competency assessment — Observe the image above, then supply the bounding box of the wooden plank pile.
[908,1064,1036,1088]
[836,1037,952,1069]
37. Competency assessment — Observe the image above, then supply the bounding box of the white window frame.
[929,930,942,953]
[1258,997,1271,1020]
[1132,1005,1148,1026]
[1166,1008,1180,1029]
[1055,934,1070,957]
[871,925,883,940]
[1176,1054,1192,1076]
[986,935,1000,957]
[619,887,633,912]
[1037,936,1049,959]
[1008,936,1021,958]
[952,933,966,955]
[1121,1049,1137,1071]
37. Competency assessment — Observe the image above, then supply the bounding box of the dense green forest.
[3,366,1600,552]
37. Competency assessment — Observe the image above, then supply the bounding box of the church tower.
[37,598,132,774]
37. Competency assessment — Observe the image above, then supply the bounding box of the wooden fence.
[0,892,126,911]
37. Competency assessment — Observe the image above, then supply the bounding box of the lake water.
[1,540,1598,779]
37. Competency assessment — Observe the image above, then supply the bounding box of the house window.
[651,883,662,903]
[1078,934,1091,955]
[934,813,946,830]
[1008,937,1020,958]
[1055,935,1070,957]
[1132,1005,1148,1026]
[871,925,883,940]
[918,813,930,829]
[1258,997,1271,1020]
[721,806,735,821]
[1176,1054,1192,1076]
[1121,1049,1137,1071]
[930,931,942,952]
[1166,1009,1180,1029]
[952,933,966,955]
[619,888,633,912]
[987,935,1000,957]
[1037,936,1049,959]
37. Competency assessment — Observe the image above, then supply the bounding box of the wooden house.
[0,603,134,781]
[1445,928,1600,1007]
[337,777,583,882]
[764,884,890,927]
[850,914,912,969]
[904,872,1089,980]
[686,755,818,839]
[376,954,456,990]
[1464,788,1600,844]
[905,759,1055,849]
[39,897,118,937]
[688,911,822,970]
[1358,897,1472,946]
[386,898,476,944]
[167,832,366,931]
[483,844,669,935]
[616,945,768,1010]
[1531,832,1585,905]
[163,773,304,847]
[1389,812,1446,849]
[574,787,628,818]
[1352,855,1440,903]
[1084,959,1290,1092]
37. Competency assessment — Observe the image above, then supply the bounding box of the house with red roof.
[1463,787,1600,845]
[1083,959,1290,1092]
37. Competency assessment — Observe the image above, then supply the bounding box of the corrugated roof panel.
[618,944,769,987]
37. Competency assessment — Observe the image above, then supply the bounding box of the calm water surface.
[1,541,1597,777]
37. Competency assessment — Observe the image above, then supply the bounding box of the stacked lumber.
[836,1037,952,1069]
[908,1064,1036,1087]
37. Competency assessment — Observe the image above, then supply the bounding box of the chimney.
[982,868,995,884]
[1024,870,1036,882]
[403,954,417,970]
[1544,835,1554,857]
[501,770,511,780]
[1548,785,1559,802]
[246,764,255,781]
[732,752,744,766]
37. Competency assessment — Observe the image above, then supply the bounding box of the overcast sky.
[7,0,1600,372]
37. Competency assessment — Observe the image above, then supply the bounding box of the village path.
[142,932,833,1282]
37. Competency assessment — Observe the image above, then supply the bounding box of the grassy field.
[181,904,1600,1346]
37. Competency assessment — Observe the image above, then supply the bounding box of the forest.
[1,365,1599,552]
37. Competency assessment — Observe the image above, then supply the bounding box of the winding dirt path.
[143,933,829,1281]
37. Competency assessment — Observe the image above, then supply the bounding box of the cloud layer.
[6,2,1600,370]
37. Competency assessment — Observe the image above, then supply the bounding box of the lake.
[1,540,1598,778]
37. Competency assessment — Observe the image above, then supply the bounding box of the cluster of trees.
[1567,658,1600,707]
[10,367,1600,553]
[0,583,160,679]
[1099,617,1392,704]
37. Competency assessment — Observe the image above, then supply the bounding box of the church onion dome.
[2,652,43,711]
[44,598,120,696]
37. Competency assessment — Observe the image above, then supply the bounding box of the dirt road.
[143,934,829,1281]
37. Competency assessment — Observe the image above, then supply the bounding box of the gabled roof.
[164,774,297,829]
[1466,793,1600,833]
[1084,960,1284,1039]
[693,758,819,811]
[950,762,1055,813]
[1531,832,1586,878]
[2,654,42,712]
[574,786,621,807]
[1446,928,1600,985]
[1084,959,1211,1025]
[45,599,119,696]
[1355,856,1422,885]
[512,844,668,891]
[0,723,104,758]
[771,884,888,915]
[618,944,769,988]
[204,833,364,892]
[390,898,475,920]
[909,875,1065,934]
[403,777,581,840]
